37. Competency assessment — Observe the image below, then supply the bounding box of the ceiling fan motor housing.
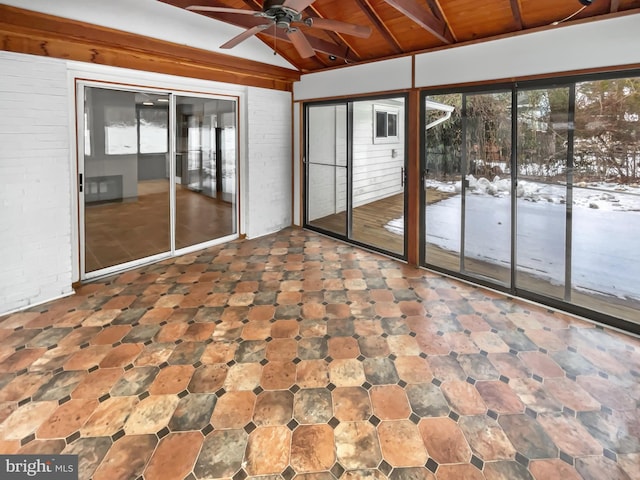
[263,0,303,28]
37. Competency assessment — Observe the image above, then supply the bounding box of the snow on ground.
[425,176,640,211]
[386,176,640,301]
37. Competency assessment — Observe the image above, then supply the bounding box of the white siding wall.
[352,100,405,207]
[0,52,74,313]
[336,108,348,213]
[305,100,405,217]
[245,87,293,238]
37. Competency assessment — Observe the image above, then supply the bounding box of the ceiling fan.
[186,0,372,58]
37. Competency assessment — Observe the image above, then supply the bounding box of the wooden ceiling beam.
[0,5,299,90]
[425,0,458,42]
[241,0,263,10]
[355,0,404,55]
[510,0,524,30]
[306,4,363,61]
[381,0,453,44]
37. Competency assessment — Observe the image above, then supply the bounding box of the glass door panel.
[306,104,347,236]
[571,77,640,323]
[424,94,463,271]
[175,96,237,250]
[462,92,512,286]
[516,87,570,299]
[83,86,170,273]
[351,98,406,256]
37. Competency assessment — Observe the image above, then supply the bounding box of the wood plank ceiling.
[161,0,640,73]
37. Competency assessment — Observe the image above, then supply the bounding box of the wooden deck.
[308,189,456,255]
[308,193,405,254]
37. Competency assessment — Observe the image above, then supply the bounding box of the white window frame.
[373,105,399,144]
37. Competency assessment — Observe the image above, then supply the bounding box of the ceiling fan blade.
[305,18,372,38]
[282,0,317,12]
[221,24,270,49]
[286,28,316,58]
[186,5,260,15]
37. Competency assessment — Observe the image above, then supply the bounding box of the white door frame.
[76,80,240,280]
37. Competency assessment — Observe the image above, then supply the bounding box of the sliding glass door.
[80,84,237,278]
[351,98,406,255]
[82,88,171,273]
[516,86,570,300]
[424,94,462,272]
[423,90,512,286]
[306,103,348,237]
[305,96,407,258]
[175,96,237,250]
[421,72,640,328]
[571,77,640,319]
[462,91,512,286]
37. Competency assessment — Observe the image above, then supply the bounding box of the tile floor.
[0,228,639,480]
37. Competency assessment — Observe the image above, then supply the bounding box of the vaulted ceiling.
[161,0,640,73]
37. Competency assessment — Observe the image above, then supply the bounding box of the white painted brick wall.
[245,87,292,238]
[0,52,73,315]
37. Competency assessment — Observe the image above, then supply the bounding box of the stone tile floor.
[0,228,638,479]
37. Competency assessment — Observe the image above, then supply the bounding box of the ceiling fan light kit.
[187,0,371,59]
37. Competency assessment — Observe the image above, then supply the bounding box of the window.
[374,106,399,142]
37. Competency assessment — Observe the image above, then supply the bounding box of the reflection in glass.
[83,87,170,272]
[139,107,168,154]
[572,77,640,321]
[463,92,512,286]
[175,96,237,250]
[516,87,569,299]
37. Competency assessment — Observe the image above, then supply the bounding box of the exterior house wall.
[352,100,405,208]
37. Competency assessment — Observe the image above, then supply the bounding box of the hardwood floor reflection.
[85,181,234,272]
